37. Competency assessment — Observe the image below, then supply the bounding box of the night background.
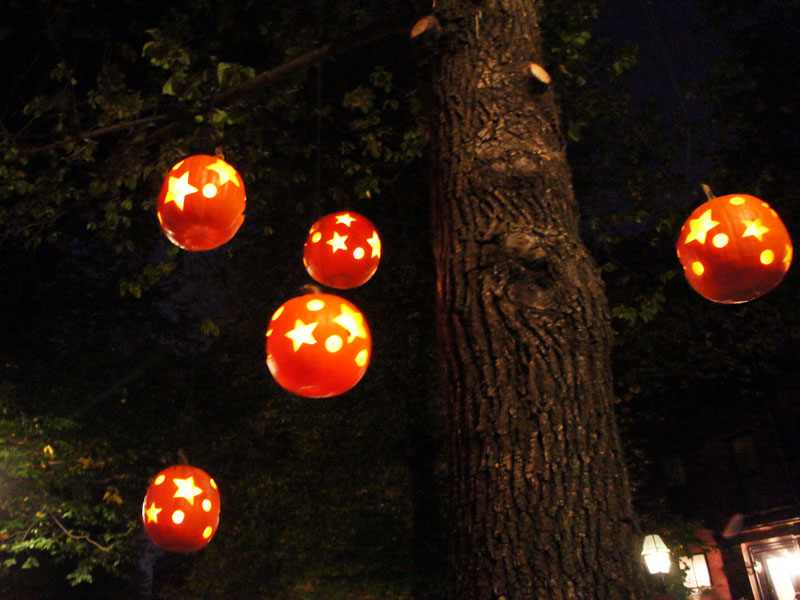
[0,0,798,599]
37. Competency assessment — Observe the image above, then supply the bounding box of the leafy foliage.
[1,0,796,596]
[0,386,138,590]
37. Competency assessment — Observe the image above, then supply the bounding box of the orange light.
[712,233,729,248]
[325,335,343,353]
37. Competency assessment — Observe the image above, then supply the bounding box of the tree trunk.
[423,1,646,598]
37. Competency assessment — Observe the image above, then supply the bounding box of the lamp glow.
[642,534,671,574]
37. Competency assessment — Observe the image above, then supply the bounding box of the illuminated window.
[680,553,711,589]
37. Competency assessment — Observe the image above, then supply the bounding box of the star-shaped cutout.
[367,231,381,258]
[173,476,203,505]
[335,213,357,227]
[285,319,318,351]
[145,502,162,523]
[327,232,348,253]
[206,159,241,187]
[741,218,770,241]
[333,304,368,343]
[164,172,198,211]
[684,209,719,245]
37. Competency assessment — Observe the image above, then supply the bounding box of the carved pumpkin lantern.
[142,464,220,553]
[156,154,246,251]
[303,211,381,289]
[266,293,371,397]
[676,193,792,303]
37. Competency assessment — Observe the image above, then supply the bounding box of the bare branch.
[410,15,440,39]
[528,62,551,85]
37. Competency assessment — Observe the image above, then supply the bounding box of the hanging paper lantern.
[142,464,221,553]
[156,154,246,251]
[266,293,371,397]
[303,211,381,289]
[676,193,792,303]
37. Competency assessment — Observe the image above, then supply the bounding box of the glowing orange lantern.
[676,193,792,303]
[156,154,246,251]
[142,464,220,553]
[303,211,381,288]
[266,293,371,397]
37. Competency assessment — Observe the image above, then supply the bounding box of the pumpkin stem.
[701,184,715,201]
[177,449,189,465]
[214,146,225,160]
[302,283,323,295]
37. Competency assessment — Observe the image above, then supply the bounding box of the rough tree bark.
[422,1,646,598]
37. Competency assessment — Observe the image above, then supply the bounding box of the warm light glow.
[142,465,221,553]
[642,534,671,575]
[766,556,797,600]
[684,209,719,245]
[285,319,318,351]
[173,477,203,504]
[327,232,349,253]
[742,218,770,241]
[367,231,381,258]
[335,213,357,226]
[729,196,746,205]
[164,172,198,211]
[202,183,218,198]
[202,526,213,539]
[312,232,322,243]
[325,335,343,353]
[307,299,325,311]
[206,158,241,187]
[761,249,775,265]
[353,247,365,260]
[145,502,162,523]
[333,304,368,343]
[209,479,217,489]
[155,474,166,485]
[785,244,793,267]
[266,328,273,337]
[680,554,711,589]
[271,306,284,321]
[355,349,368,367]
[692,261,704,276]
[712,233,729,248]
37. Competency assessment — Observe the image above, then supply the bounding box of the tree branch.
[50,515,113,552]
[15,23,406,158]
[211,24,405,107]
[20,115,170,156]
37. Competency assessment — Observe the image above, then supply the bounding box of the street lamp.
[642,534,671,575]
